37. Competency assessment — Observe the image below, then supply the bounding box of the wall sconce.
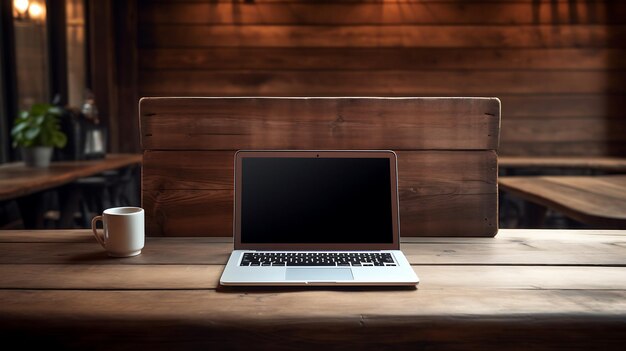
[13,0,46,22]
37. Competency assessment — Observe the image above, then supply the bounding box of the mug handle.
[91,216,106,249]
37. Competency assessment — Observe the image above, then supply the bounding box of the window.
[66,0,86,107]
[13,0,50,110]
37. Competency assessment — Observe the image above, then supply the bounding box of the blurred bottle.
[80,89,106,158]
[81,89,100,125]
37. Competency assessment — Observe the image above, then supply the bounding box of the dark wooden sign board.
[139,97,500,237]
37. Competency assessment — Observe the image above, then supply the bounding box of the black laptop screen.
[241,157,394,244]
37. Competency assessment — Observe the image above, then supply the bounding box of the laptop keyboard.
[240,252,396,267]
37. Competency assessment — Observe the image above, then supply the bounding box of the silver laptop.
[219,150,419,286]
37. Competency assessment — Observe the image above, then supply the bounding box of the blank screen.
[241,157,394,243]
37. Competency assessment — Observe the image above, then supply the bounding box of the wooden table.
[1,229,625,350]
[499,175,626,228]
[0,154,142,228]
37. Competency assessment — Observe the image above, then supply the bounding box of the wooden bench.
[499,175,626,229]
[139,97,501,237]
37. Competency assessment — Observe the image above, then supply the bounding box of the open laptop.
[219,150,419,286]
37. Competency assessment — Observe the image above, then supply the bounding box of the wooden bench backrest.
[139,97,500,237]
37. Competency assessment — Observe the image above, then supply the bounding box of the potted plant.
[11,103,67,167]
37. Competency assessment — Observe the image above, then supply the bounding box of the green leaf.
[11,103,67,149]
[48,106,62,116]
[24,127,41,141]
[52,132,67,148]
[11,122,28,135]
[30,104,48,116]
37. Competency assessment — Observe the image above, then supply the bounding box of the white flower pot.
[21,146,53,167]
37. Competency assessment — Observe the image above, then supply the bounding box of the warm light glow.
[28,1,44,20]
[14,0,30,14]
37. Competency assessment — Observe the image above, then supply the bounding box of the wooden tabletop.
[499,175,626,228]
[0,229,625,350]
[498,156,626,171]
[0,153,142,202]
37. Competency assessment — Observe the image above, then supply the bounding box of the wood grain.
[499,141,626,157]
[141,190,497,237]
[2,228,622,243]
[142,189,233,237]
[134,0,626,158]
[1,289,625,350]
[501,117,626,143]
[139,25,624,48]
[499,156,626,171]
[139,1,626,25]
[139,97,499,237]
[1,264,625,290]
[142,150,496,191]
[2,229,625,350]
[499,175,626,228]
[139,97,500,151]
[139,48,626,70]
[2,230,624,266]
[139,70,626,96]
[500,94,626,118]
[142,150,235,190]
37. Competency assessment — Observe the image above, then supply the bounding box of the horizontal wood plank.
[501,94,626,118]
[139,48,626,70]
[2,264,625,290]
[141,190,496,237]
[139,25,625,48]
[140,148,497,237]
[1,229,624,265]
[1,289,625,329]
[501,117,626,143]
[500,142,626,157]
[2,289,625,350]
[135,0,626,160]
[139,97,499,237]
[142,150,496,191]
[142,150,235,190]
[139,97,500,151]
[139,1,626,25]
[138,70,626,96]
[2,228,622,243]
[142,189,233,237]
[498,156,626,171]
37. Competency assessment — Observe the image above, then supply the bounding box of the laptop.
[219,150,419,286]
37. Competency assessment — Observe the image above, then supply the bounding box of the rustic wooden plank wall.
[135,0,626,156]
[140,97,500,237]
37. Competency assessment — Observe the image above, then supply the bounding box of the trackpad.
[286,268,353,281]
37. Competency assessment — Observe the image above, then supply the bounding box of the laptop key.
[242,252,396,267]
[287,262,337,266]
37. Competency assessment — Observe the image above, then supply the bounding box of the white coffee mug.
[91,207,145,257]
